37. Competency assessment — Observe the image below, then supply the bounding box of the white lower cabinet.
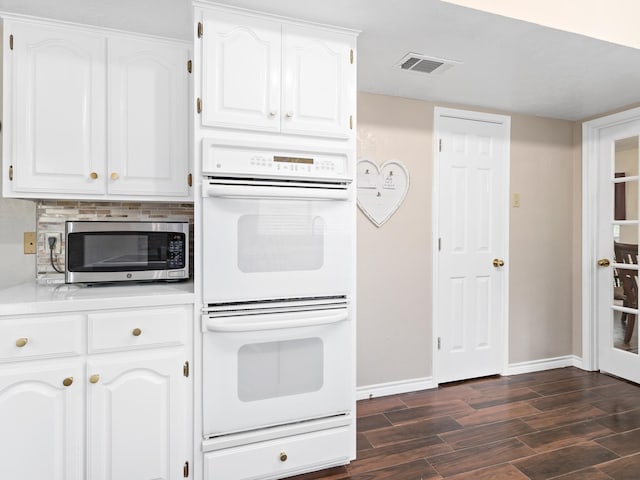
[204,427,351,480]
[0,361,84,480]
[0,304,191,480]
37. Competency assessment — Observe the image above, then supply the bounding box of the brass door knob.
[132,328,142,337]
[62,377,73,387]
[90,172,98,180]
[110,172,119,180]
[89,374,100,384]
[279,452,287,462]
[492,258,505,268]
[15,337,28,348]
[598,258,611,267]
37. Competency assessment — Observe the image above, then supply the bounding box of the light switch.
[512,193,520,208]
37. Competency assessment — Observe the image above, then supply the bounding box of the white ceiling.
[2,0,640,121]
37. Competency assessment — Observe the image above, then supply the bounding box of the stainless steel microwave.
[65,220,189,284]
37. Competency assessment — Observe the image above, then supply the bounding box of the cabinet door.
[108,38,189,197]
[0,361,83,480]
[87,350,187,480]
[282,26,354,139]
[7,22,106,194]
[201,11,281,131]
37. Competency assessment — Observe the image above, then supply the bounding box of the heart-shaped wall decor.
[356,159,410,227]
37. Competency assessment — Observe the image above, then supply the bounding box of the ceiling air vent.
[396,53,459,75]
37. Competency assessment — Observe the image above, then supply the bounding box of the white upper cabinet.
[2,19,191,201]
[108,37,189,197]
[198,9,356,139]
[7,22,107,195]
[201,11,281,132]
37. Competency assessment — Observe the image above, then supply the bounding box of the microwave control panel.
[202,143,351,181]
[167,234,186,269]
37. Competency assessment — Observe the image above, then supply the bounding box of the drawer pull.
[89,374,100,384]
[15,337,28,348]
[279,452,288,462]
[132,328,142,337]
[62,377,73,387]
[90,172,98,180]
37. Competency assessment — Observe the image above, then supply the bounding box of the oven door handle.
[203,309,348,332]
[203,184,349,201]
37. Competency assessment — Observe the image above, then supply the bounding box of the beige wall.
[0,198,36,288]
[356,92,576,386]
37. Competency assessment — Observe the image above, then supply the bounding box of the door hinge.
[438,238,441,251]
[9,165,13,181]
[349,115,353,130]
[439,138,442,152]
[197,22,203,38]
[187,59,192,74]
[9,34,13,50]
[196,97,202,114]
[187,173,193,188]
[350,49,354,64]
[183,361,190,377]
[183,461,189,478]
[437,337,441,350]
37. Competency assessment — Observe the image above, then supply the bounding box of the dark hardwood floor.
[291,367,640,480]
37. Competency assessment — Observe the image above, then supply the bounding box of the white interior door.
[596,121,640,383]
[434,108,510,384]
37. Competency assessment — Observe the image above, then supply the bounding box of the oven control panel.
[202,142,351,181]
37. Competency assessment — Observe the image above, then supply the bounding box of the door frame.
[432,106,511,385]
[582,106,640,371]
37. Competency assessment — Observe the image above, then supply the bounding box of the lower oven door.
[201,307,352,437]
[202,180,353,303]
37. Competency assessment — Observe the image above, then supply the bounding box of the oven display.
[273,156,314,165]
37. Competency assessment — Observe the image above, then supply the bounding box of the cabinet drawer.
[88,306,187,353]
[0,314,83,361]
[204,427,351,480]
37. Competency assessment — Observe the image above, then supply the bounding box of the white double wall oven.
[199,142,355,441]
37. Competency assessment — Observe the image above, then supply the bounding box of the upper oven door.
[202,179,353,304]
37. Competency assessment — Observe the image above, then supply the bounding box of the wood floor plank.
[357,396,407,418]
[440,419,535,450]
[401,385,477,407]
[384,400,474,425]
[596,427,640,457]
[591,394,640,415]
[446,463,530,480]
[364,416,463,448]
[522,404,607,430]
[349,459,441,480]
[546,467,614,480]
[512,442,618,480]
[518,420,613,453]
[528,389,607,411]
[453,400,541,427]
[596,452,640,480]
[357,432,373,452]
[530,375,619,396]
[465,386,541,409]
[427,438,536,477]
[596,408,640,433]
[358,414,393,432]
[287,466,350,480]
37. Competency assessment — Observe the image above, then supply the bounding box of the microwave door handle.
[203,309,348,332]
[203,184,349,201]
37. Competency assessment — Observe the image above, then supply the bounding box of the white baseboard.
[505,355,584,376]
[356,376,435,400]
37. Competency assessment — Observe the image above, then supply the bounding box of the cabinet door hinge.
[437,337,441,350]
[9,165,13,181]
[196,97,202,114]
[439,138,442,152]
[187,173,193,188]
[9,34,13,50]
[183,461,189,478]
[187,59,192,74]
[350,49,354,64]
[349,115,353,130]
[183,361,190,377]
[197,22,203,38]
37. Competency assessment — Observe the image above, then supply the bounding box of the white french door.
[595,120,640,383]
[434,108,510,384]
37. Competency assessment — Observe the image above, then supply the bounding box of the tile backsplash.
[36,200,194,281]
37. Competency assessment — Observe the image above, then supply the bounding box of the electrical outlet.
[512,193,521,208]
[45,232,63,255]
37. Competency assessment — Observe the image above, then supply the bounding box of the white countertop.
[0,281,195,316]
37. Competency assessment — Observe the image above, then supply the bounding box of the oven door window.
[238,338,323,402]
[237,215,324,273]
